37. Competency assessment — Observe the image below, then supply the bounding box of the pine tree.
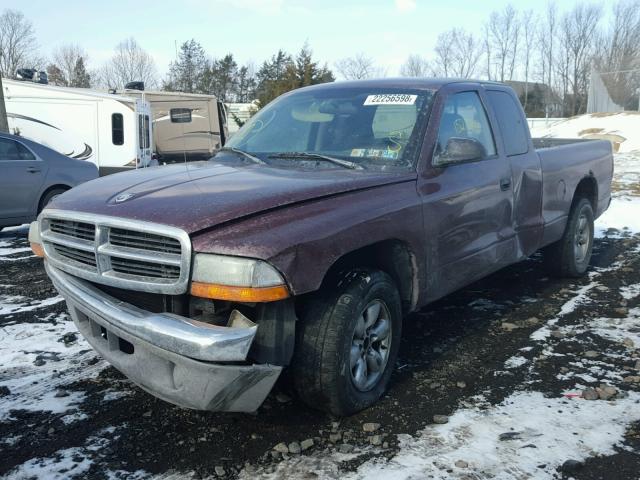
[164,39,207,93]
[46,64,66,86]
[235,65,257,103]
[71,57,91,87]
[256,50,294,106]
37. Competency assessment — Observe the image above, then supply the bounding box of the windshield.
[221,86,435,171]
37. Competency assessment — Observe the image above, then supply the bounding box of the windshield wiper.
[267,152,364,170]
[218,147,266,165]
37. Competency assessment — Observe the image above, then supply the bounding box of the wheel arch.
[38,184,71,213]
[319,239,418,314]
[572,174,598,211]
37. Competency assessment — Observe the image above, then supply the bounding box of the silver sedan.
[0,132,98,231]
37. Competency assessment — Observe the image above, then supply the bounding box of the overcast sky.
[4,0,611,79]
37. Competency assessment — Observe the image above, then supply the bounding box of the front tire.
[292,269,402,416]
[544,197,594,277]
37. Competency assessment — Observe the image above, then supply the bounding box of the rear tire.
[544,197,594,277]
[292,269,402,416]
[38,188,67,213]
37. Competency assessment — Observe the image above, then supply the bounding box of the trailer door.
[136,100,152,167]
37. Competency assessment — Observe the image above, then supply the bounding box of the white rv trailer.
[2,79,153,175]
[121,90,228,162]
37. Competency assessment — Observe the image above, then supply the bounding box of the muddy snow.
[1,152,640,479]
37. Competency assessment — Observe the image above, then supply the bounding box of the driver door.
[419,87,515,301]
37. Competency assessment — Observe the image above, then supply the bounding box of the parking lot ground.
[1,153,639,479]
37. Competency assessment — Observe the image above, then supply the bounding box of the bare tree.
[483,24,492,80]
[99,38,157,89]
[0,9,40,77]
[521,9,535,109]
[560,3,602,115]
[593,0,640,108]
[486,4,520,81]
[48,44,89,87]
[433,28,482,78]
[334,53,384,80]
[400,54,430,77]
[537,2,558,115]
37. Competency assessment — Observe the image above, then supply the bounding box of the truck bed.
[534,137,614,247]
[532,137,596,149]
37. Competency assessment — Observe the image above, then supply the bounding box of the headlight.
[28,221,44,258]
[190,253,289,302]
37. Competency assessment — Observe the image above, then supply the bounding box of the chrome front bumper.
[46,262,281,412]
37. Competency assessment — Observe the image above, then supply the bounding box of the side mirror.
[436,137,487,165]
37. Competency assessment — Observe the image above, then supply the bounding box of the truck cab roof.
[297,77,509,93]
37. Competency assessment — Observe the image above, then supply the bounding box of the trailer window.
[170,108,192,123]
[112,113,124,145]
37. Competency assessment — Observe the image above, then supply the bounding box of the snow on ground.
[588,308,640,349]
[0,312,105,421]
[3,427,126,480]
[1,152,639,479]
[531,112,640,153]
[596,197,640,237]
[353,391,640,480]
[0,294,63,315]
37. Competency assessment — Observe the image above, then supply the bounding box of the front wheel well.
[319,240,417,314]
[38,184,71,213]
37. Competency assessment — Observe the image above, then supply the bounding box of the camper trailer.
[122,90,228,162]
[2,79,153,175]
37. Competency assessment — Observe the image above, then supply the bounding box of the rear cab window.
[486,90,529,156]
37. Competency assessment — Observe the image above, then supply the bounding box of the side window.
[487,90,528,156]
[0,138,35,160]
[170,108,192,123]
[16,142,35,160]
[434,91,496,165]
[112,113,124,145]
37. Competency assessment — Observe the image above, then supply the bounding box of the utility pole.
[0,76,8,133]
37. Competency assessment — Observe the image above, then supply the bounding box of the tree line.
[1,1,640,116]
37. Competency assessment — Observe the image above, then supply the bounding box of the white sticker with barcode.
[364,94,417,105]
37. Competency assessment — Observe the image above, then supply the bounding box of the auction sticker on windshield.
[364,94,417,105]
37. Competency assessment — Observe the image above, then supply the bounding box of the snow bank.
[595,196,640,237]
[531,112,640,153]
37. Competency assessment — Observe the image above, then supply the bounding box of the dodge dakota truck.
[29,79,613,416]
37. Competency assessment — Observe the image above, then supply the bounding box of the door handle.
[500,177,511,191]
[27,167,41,173]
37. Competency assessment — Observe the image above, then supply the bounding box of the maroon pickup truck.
[30,79,613,416]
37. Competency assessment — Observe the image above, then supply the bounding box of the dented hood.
[50,161,415,234]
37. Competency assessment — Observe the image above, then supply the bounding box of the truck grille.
[111,257,181,279]
[40,211,191,295]
[49,219,95,241]
[109,228,182,255]
[52,243,98,268]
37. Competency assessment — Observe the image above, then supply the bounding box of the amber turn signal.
[31,242,45,258]
[190,281,290,303]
